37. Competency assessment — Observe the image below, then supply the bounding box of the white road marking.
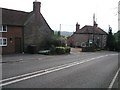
[0,70,45,83]
[0,54,118,87]
[108,67,120,89]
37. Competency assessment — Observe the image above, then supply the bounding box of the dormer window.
[0,25,7,32]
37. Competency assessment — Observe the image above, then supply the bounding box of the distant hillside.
[54,31,73,37]
[60,31,73,37]
[61,31,73,37]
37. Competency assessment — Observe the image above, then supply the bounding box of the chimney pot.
[76,22,80,31]
[94,21,98,27]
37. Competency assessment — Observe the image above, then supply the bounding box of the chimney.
[76,22,80,31]
[93,13,98,27]
[94,21,98,27]
[33,0,41,13]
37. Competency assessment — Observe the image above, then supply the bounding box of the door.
[15,37,22,53]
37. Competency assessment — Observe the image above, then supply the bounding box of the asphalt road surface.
[1,51,119,89]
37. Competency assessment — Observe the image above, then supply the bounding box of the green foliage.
[50,46,71,54]
[38,46,71,55]
[106,26,116,51]
[65,47,71,53]
[106,26,120,52]
[58,31,61,36]
[50,35,61,47]
[56,47,66,54]
[49,32,66,47]
[56,47,71,54]
[118,32,120,51]
[50,45,56,54]
[114,31,120,52]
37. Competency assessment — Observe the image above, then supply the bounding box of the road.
[1,51,119,89]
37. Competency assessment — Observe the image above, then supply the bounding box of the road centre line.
[0,54,118,87]
[0,61,83,83]
[0,61,81,83]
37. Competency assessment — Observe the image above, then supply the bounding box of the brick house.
[67,21,108,49]
[0,1,53,54]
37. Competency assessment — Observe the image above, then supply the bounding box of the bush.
[27,45,37,54]
[52,47,71,54]
[82,47,95,52]
[56,47,66,54]
[65,47,71,54]
[39,46,71,55]
[50,45,56,54]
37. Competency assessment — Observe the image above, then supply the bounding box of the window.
[0,25,2,32]
[0,38,7,46]
[3,26,7,32]
[0,25,7,32]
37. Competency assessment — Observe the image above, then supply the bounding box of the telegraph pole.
[58,24,61,36]
[59,24,61,36]
[93,13,95,51]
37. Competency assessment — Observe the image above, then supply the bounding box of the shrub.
[27,45,37,54]
[56,47,66,54]
[65,47,71,54]
[38,46,71,55]
[54,46,71,54]
[50,45,56,54]
[82,47,95,52]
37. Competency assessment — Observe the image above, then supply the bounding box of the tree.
[106,26,115,51]
[114,31,120,51]
[48,31,66,47]
[58,31,61,36]
[118,31,120,51]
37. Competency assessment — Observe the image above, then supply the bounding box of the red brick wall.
[2,25,23,54]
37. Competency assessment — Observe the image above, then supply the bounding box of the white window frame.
[0,37,7,46]
[0,25,7,32]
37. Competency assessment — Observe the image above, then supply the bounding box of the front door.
[15,37,22,53]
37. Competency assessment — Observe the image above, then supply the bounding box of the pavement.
[71,48,82,52]
[1,48,82,63]
[1,54,46,63]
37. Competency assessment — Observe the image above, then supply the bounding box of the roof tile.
[75,25,107,35]
[2,8,29,26]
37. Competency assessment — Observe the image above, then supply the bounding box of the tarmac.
[0,48,82,63]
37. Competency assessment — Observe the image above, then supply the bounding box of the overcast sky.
[0,0,119,33]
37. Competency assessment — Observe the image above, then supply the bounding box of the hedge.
[38,47,71,55]
[50,46,71,54]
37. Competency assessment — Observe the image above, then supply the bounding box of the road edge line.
[108,67,120,89]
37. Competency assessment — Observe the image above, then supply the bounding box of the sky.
[0,0,119,33]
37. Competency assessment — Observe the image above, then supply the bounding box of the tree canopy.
[106,26,115,51]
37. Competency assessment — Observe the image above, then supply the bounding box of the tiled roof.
[75,25,107,35]
[2,8,30,26]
